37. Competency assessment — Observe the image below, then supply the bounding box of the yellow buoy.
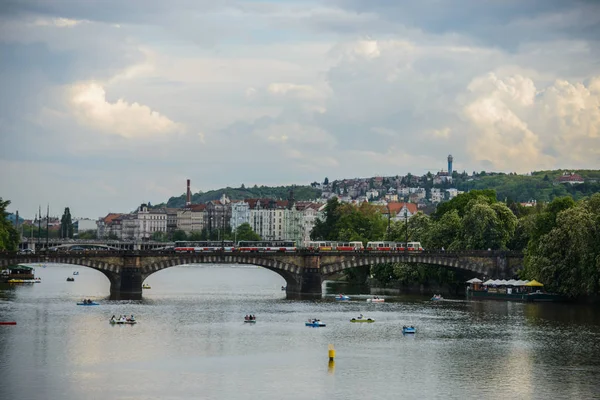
[328,344,335,361]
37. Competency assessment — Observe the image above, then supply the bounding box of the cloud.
[32,17,89,27]
[68,82,182,138]
[462,72,600,171]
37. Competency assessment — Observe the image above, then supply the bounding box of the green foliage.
[0,198,19,252]
[454,170,600,203]
[523,194,600,297]
[426,209,462,250]
[234,223,261,241]
[171,230,188,241]
[77,230,97,240]
[433,189,497,218]
[151,231,168,242]
[310,199,386,243]
[162,185,321,208]
[60,207,74,238]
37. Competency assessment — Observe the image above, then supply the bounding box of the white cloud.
[463,73,600,171]
[32,17,89,28]
[68,82,182,138]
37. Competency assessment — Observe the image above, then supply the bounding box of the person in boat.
[245,315,249,321]
[130,315,135,321]
[110,315,116,322]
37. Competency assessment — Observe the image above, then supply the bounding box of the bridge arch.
[139,255,304,289]
[320,254,492,277]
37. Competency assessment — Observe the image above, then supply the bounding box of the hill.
[160,185,322,208]
[453,170,600,203]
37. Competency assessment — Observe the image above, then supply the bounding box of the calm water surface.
[1,264,600,400]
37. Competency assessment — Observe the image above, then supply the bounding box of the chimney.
[186,179,191,206]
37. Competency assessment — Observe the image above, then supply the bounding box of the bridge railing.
[1,248,524,259]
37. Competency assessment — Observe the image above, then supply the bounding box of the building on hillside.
[446,188,460,200]
[166,208,178,235]
[230,201,251,231]
[430,188,444,203]
[433,171,453,185]
[97,213,123,238]
[385,202,419,221]
[557,172,584,184]
[366,189,379,199]
[177,204,206,233]
[204,194,231,238]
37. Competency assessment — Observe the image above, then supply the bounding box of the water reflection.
[1,265,600,400]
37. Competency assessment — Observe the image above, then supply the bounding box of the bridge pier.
[284,255,323,299]
[109,256,143,300]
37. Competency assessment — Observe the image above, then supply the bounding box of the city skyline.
[1,1,599,218]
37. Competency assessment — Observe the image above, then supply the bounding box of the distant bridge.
[1,250,524,300]
[19,239,171,251]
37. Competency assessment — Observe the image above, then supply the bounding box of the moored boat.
[431,294,443,301]
[305,319,326,327]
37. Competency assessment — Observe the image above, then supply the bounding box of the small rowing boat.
[402,326,416,334]
[350,315,375,323]
[335,294,350,301]
[366,297,385,303]
[110,319,137,325]
[77,302,99,306]
[305,319,326,327]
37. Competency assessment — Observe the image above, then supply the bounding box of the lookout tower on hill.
[447,155,453,175]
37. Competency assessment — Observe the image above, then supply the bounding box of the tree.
[310,198,341,240]
[151,231,168,242]
[234,223,261,241]
[77,230,97,240]
[60,207,74,238]
[427,209,462,250]
[460,198,517,250]
[0,198,19,252]
[172,230,188,241]
[323,177,329,185]
[523,196,600,297]
[433,189,497,219]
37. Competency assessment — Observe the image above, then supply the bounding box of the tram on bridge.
[174,240,424,254]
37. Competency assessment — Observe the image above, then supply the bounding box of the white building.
[446,188,460,199]
[230,201,251,231]
[366,189,379,199]
[177,204,205,233]
[74,218,97,235]
[431,188,444,203]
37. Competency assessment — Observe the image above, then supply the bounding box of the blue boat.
[73,271,79,275]
[77,302,99,306]
[335,295,350,301]
[305,319,326,327]
[402,326,416,334]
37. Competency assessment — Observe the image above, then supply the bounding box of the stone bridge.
[0,250,524,299]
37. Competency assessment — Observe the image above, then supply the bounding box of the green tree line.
[311,192,600,298]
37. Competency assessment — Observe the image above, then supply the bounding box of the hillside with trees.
[161,185,321,208]
[453,169,600,203]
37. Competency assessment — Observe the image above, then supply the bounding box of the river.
[1,264,600,400]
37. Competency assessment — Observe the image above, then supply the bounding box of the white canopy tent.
[482,279,495,285]
[466,278,483,284]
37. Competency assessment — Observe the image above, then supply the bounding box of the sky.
[1,0,599,219]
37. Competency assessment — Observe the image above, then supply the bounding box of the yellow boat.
[142,284,151,289]
[350,315,375,323]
